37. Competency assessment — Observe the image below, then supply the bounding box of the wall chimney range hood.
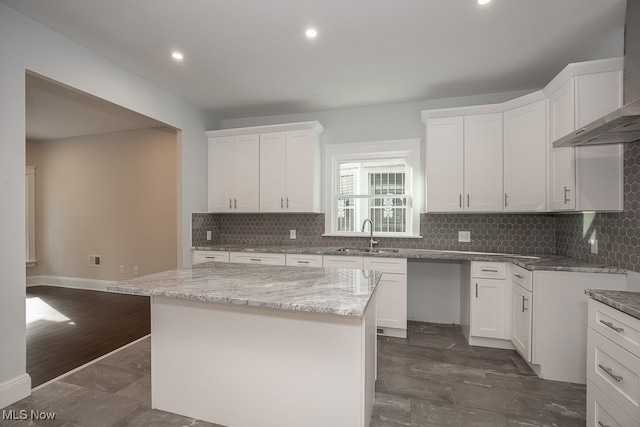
[554,0,640,148]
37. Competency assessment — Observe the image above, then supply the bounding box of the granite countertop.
[192,244,625,274]
[585,289,640,321]
[106,262,382,317]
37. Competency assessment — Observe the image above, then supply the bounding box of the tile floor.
[1,322,586,426]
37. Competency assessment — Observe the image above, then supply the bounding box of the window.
[324,139,421,237]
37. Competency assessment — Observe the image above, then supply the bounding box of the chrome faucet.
[361,219,379,252]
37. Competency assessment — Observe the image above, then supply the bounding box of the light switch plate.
[458,231,471,243]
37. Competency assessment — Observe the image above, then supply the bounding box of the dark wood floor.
[26,285,150,387]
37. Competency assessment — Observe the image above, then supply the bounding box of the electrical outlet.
[134,266,139,275]
[206,230,212,241]
[290,230,296,240]
[590,239,598,254]
[458,231,471,243]
[89,255,102,267]
[120,265,125,274]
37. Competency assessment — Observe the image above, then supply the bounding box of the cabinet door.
[233,134,260,212]
[470,278,506,339]
[285,129,317,212]
[512,282,532,362]
[260,132,287,212]
[426,117,464,212]
[575,70,622,128]
[549,79,576,211]
[503,100,547,211]
[208,137,235,212]
[464,113,503,212]
[376,273,407,330]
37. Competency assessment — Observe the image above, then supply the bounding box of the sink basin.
[335,247,399,254]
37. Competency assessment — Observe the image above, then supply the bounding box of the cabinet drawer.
[587,380,640,427]
[285,254,323,268]
[229,252,285,265]
[471,262,506,279]
[587,328,640,421]
[323,255,364,270]
[363,257,407,274]
[192,250,229,265]
[512,264,532,291]
[589,299,640,358]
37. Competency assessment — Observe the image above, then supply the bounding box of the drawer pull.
[250,258,262,262]
[475,283,478,298]
[597,422,611,427]
[599,320,624,333]
[481,268,499,273]
[297,261,310,264]
[205,256,217,259]
[522,296,528,312]
[514,273,524,279]
[598,364,623,382]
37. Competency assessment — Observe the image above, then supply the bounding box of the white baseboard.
[0,374,31,409]
[26,275,116,292]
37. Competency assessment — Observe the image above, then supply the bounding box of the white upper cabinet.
[503,98,548,212]
[260,129,321,213]
[425,117,464,212]
[425,112,503,212]
[464,113,503,212]
[545,59,624,211]
[207,121,324,214]
[208,134,260,213]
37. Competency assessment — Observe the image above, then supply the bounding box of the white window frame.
[323,139,422,238]
[26,166,36,267]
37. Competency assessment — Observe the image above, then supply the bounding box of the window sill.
[322,233,422,239]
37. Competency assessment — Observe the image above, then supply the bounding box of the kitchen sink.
[335,247,399,254]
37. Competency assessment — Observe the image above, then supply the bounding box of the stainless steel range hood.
[554,0,640,148]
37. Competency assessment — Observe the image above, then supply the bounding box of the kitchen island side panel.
[151,294,375,427]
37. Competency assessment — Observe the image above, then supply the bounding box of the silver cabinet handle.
[204,256,217,259]
[297,261,310,264]
[598,364,623,382]
[234,198,237,209]
[475,283,478,298]
[459,194,462,208]
[286,197,290,208]
[600,320,624,333]
[597,421,610,427]
[504,193,508,207]
[249,258,262,262]
[467,194,470,208]
[522,296,528,312]
[229,198,232,209]
[563,186,571,204]
[481,268,498,273]
[281,197,284,208]
[514,273,524,279]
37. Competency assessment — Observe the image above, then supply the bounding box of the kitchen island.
[107,262,382,427]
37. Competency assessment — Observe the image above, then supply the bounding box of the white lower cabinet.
[587,299,640,426]
[324,255,407,338]
[285,253,323,268]
[468,262,510,346]
[511,265,532,362]
[229,252,286,265]
[192,250,230,265]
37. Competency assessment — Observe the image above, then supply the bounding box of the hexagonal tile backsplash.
[193,143,640,272]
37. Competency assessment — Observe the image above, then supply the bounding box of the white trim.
[32,334,150,392]
[324,139,422,238]
[26,275,117,292]
[0,374,31,409]
[206,121,324,138]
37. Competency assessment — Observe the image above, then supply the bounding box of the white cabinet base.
[151,294,376,427]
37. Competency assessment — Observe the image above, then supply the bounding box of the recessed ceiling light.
[171,52,184,61]
[305,28,318,38]
[477,0,491,4]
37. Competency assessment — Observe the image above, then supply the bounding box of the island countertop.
[106,262,382,317]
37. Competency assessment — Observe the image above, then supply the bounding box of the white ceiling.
[6,0,628,137]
